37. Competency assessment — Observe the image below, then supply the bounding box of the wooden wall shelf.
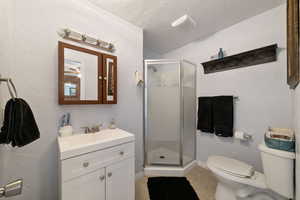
[201,44,278,74]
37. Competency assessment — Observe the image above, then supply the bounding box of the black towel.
[0,98,40,147]
[213,96,233,137]
[197,97,214,133]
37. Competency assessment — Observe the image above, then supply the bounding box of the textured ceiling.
[88,0,285,54]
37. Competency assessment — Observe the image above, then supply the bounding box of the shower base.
[144,160,197,177]
[148,144,193,165]
[148,147,180,165]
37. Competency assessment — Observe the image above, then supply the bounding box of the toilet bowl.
[207,143,295,200]
[207,156,269,200]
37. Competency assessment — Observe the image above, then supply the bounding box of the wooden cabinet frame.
[287,0,300,89]
[103,54,118,104]
[58,41,117,105]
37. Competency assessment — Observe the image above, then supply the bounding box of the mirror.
[103,54,117,104]
[59,42,102,104]
[64,48,98,101]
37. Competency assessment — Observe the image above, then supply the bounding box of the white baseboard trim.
[197,160,207,169]
[143,160,198,177]
[136,160,208,178]
[135,170,144,180]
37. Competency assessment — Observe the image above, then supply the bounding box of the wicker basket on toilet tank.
[264,127,295,152]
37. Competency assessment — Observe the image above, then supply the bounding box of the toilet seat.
[207,156,255,178]
[207,156,267,189]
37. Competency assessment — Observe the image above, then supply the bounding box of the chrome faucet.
[81,124,102,134]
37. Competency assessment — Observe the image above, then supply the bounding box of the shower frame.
[143,59,197,168]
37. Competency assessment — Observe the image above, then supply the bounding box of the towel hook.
[0,77,18,100]
[8,79,18,99]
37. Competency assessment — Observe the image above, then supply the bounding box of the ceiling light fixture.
[171,14,196,28]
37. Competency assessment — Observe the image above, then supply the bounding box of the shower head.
[149,66,158,72]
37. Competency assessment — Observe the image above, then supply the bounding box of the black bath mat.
[147,177,199,200]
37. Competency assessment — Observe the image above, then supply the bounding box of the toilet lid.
[207,156,255,178]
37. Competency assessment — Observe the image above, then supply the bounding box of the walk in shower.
[144,59,197,176]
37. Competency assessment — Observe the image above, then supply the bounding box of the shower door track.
[147,163,181,167]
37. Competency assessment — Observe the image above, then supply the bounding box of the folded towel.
[0,98,40,147]
[197,97,214,133]
[213,96,233,137]
[266,127,294,141]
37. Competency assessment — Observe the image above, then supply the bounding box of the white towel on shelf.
[266,127,294,141]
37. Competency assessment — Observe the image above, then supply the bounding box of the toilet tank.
[259,143,295,199]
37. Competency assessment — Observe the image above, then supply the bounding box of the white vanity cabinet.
[106,158,135,200]
[62,168,106,200]
[58,129,135,200]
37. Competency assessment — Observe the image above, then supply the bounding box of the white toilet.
[207,143,295,200]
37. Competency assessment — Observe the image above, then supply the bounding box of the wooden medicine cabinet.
[58,42,117,105]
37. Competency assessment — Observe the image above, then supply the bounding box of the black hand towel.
[213,96,233,137]
[197,97,214,133]
[0,98,40,147]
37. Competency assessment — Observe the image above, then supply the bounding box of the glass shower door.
[182,60,196,166]
[145,60,181,166]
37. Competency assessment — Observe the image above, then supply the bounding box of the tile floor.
[135,166,217,200]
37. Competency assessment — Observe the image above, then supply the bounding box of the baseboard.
[197,160,207,169]
[144,166,185,177]
[184,160,197,174]
[143,160,198,177]
[135,170,144,180]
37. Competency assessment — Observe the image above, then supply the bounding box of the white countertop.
[58,128,135,160]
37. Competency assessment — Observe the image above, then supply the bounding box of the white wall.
[163,4,292,171]
[293,87,300,199]
[0,0,143,199]
[144,47,161,59]
[0,0,14,183]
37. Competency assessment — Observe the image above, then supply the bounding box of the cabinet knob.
[98,76,102,80]
[104,77,107,80]
[107,172,112,177]
[99,175,105,181]
[83,162,89,168]
[119,151,124,156]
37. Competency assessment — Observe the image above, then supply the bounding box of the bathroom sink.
[58,128,135,160]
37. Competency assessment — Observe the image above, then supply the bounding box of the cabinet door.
[102,54,117,104]
[106,158,134,200]
[58,41,103,105]
[62,168,106,200]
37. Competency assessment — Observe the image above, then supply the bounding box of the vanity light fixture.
[57,28,115,53]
